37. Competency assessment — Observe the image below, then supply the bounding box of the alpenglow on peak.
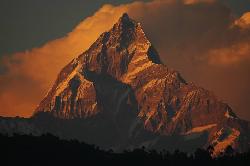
[34,13,250,156]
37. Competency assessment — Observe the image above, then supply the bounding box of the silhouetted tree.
[224,145,235,156]
[0,133,249,166]
[194,148,212,161]
[206,145,214,156]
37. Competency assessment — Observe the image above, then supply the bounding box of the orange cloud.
[208,42,250,65]
[183,0,216,4]
[234,12,250,29]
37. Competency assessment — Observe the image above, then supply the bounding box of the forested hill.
[1,134,249,166]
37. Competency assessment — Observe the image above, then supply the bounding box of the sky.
[0,0,250,120]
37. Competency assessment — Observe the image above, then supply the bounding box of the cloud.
[207,42,250,65]
[1,0,250,120]
[205,12,250,65]
[234,12,250,28]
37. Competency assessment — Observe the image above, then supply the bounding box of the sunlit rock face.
[35,13,250,154]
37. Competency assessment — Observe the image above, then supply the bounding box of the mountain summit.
[35,13,163,117]
[27,13,250,155]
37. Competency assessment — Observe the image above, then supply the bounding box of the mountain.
[1,13,250,156]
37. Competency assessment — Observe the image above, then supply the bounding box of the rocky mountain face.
[3,13,249,155]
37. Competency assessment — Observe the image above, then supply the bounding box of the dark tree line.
[0,133,249,166]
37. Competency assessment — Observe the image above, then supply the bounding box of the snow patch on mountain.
[123,60,154,83]
[224,109,237,119]
[212,128,240,156]
[185,124,217,134]
[142,79,159,91]
[55,65,81,96]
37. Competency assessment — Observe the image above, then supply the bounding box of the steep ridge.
[29,13,250,155]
